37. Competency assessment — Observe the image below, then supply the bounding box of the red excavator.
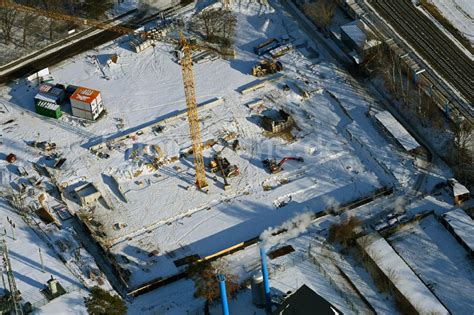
[263,157,304,174]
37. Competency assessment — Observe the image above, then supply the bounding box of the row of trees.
[362,44,473,185]
[303,0,336,32]
[0,0,113,45]
[191,8,237,47]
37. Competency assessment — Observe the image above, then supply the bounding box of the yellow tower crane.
[0,0,134,35]
[179,33,208,189]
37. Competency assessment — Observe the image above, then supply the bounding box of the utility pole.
[38,248,45,273]
[1,239,23,315]
[6,217,15,240]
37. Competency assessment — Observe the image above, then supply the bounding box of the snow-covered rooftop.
[359,234,449,315]
[442,208,474,252]
[374,110,420,152]
[451,180,470,196]
[340,20,367,49]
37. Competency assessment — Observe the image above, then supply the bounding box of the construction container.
[70,86,104,120]
[34,83,66,105]
[65,85,79,98]
[35,100,62,119]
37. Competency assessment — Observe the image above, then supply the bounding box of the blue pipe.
[217,274,230,315]
[259,246,272,312]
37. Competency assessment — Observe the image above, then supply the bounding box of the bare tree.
[193,8,237,46]
[303,0,336,31]
[187,259,239,312]
[453,120,473,155]
[0,8,18,44]
[451,120,474,185]
[17,0,39,46]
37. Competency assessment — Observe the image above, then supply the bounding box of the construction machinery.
[179,33,208,189]
[0,0,135,35]
[252,59,283,77]
[209,155,239,190]
[209,155,240,177]
[263,157,304,174]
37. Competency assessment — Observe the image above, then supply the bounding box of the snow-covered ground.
[388,215,474,314]
[428,0,474,46]
[34,290,88,315]
[0,0,469,314]
[0,201,82,306]
[1,0,406,290]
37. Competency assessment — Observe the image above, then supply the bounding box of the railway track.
[369,0,474,108]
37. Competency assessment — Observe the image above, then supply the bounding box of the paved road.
[0,6,177,84]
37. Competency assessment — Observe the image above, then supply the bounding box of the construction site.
[0,0,472,314]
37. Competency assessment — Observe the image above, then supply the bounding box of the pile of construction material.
[129,24,173,53]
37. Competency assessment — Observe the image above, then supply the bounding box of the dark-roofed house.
[273,284,343,315]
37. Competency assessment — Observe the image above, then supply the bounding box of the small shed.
[448,178,470,205]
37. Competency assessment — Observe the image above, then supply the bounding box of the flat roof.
[35,94,60,104]
[70,86,101,104]
[341,20,367,49]
[443,209,474,252]
[374,111,420,152]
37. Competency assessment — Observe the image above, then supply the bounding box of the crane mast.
[179,34,208,189]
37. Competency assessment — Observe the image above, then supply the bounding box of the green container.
[35,100,62,119]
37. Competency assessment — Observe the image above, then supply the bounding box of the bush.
[328,216,362,248]
[187,260,239,304]
[84,287,127,315]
